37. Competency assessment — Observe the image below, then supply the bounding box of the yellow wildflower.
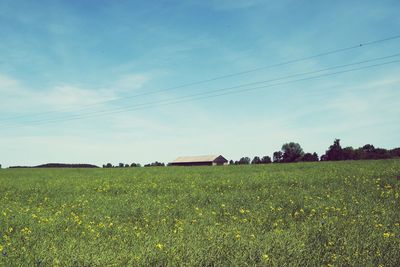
[383,232,393,238]
[156,243,164,250]
[21,227,32,235]
[262,254,269,261]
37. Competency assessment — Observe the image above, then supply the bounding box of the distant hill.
[9,163,99,168]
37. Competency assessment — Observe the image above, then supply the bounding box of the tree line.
[320,139,400,161]
[102,161,166,168]
[2,139,398,169]
[230,139,400,165]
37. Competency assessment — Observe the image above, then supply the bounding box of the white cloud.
[187,0,282,10]
[114,73,151,91]
[0,72,156,115]
[38,85,116,109]
[0,74,20,93]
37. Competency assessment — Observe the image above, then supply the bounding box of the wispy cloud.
[114,73,151,91]
[0,73,116,113]
[0,74,20,93]
[186,0,284,10]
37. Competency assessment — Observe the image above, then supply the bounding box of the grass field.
[0,160,399,266]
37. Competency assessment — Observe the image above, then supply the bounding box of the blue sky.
[0,0,399,167]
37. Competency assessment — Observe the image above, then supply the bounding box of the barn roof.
[172,155,225,163]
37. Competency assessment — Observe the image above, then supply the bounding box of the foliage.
[260,156,272,164]
[251,156,261,164]
[325,139,343,161]
[0,160,399,266]
[301,152,319,162]
[144,161,165,167]
[273,151,283,163]
[235,157,250,165]
[321,139,399,161]
[130,163,141,168]
[281,142,304,163]
[103,163,113,168]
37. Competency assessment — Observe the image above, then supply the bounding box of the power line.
[2,52,400,127]
[5,53,398,124]
[2,58,399,129]
[1,34,399,123]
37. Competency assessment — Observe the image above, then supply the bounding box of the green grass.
[0,159,399,266]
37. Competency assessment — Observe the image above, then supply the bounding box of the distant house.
[170,155,228,166]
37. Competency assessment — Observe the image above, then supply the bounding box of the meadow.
[0,159,399,266]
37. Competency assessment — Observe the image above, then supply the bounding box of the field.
[0,160,399,266]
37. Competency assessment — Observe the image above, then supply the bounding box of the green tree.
[342,147,355,160]
[238,157,250,165]
[325,139,343,161]
[273,151,283,163]
[390,148,400,157]
[251,156,261,164]
[301,152,319,162]
[130,163,141,167]
[281,142,304,162]
[261,156,272,164]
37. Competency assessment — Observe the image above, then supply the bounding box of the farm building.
[170,155,228,166]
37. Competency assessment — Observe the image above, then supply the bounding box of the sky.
[0,0,399,167]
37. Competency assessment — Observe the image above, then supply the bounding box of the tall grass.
[0,160,399,266]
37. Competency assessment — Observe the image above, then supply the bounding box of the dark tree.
[261,156,272,164]
[118,163,124,168]
[229,160,234,165]
[273,151,283,163]
[251,156,262,164]
[145,161,165,167]
[124,164,130,168]
[301,152,319,162]
[360,144,390,159]
[325,139,343,161]
[281,142,304,163]
[103,163,113,168]
[130,163,141,167]
[342,147,355,160]
[372,148,391,159]
[237,157,250,165]
[362,144,375,153]
[390,148,400,158]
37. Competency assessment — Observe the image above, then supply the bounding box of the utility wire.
[2,58,399,129]
[2,52,399,127]
[1,34,399,122]
[3,53,398,124]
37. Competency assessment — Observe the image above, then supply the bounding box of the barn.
[170,155,228,166]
